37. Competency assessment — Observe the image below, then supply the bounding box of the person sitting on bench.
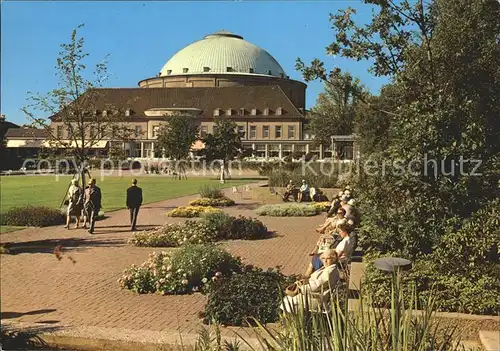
[297,180,309,202]
[282,180,297,202]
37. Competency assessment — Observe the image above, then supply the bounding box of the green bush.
[130,213,269,247]
[229,216,268,240]
[199,185,224,199]
[119,244,242,295]
[202,212,234,239]
[203,267,294,326]
[363,252,500,315]
[0,206,65,227]
[129,221,217,247]
[256,203,320,217]
[265,162,348,188]
[189,197,235,207]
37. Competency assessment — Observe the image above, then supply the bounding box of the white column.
[265,144,269,160]
[140,142,144,158]
[306,144,310,154]
[319,144,323,160]
[278,144,283,159]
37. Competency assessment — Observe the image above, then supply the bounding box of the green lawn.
[0,176,254,214]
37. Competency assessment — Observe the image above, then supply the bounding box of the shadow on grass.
[1,323,62,350]
[1,237,125,255]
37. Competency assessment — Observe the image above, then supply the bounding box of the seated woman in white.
[335,220,355,265]
[281,250,340,313]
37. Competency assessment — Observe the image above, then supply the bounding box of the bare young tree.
[22,24,134,186]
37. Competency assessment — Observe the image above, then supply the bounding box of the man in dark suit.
[84,178,102,234]
[126,179,143,231]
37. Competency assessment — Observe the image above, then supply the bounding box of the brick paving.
[0,185,326,337]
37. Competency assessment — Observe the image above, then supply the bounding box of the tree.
[202,117,243,180]
[155,114,199,179]
[300,0,500,315]
[296,0,500,257]
[22,24,134,186]
[307,73,364,147]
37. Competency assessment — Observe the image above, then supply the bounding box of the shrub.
[119,244,242,295]
[256,203,320,217]
[199,185,224,199]
[266,163,347,188]
[203,267,294,326]
[129,221,217,247]
[166,206,223,218]
[201,212,234,239]
[229,216,269,240]
[189,197,235,207]
[0,206,65,227]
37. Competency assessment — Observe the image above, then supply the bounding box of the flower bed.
[189,197,235,207]
[130,213,269,247]
[166,206,223,218]
[129,221,217,247]
[256,203,322,217]
[309,202,331,212]
[119,244,242,295]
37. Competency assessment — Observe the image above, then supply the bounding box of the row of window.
[56,124,296,140]
[163,67,288,78]
[199,125,296,139]
[213,107,283,117]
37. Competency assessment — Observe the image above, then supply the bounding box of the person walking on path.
[126,179,143,231]
[84,178,102,234]
[64,179,83,229]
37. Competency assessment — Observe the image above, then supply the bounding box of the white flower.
[347,219,354,226]
[215,272,222,278]
[181,279,189,285]
[159,278,165,283]
[348,199,355,206]
[201,277,208,283]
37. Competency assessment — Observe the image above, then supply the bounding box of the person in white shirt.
[297,180,309,202]
[281,249,340,313]
[335,220,354,264]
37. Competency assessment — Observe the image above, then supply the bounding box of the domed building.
[6,31,356,163]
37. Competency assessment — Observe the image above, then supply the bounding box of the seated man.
[297,180,310,202]
[303,233,336,278]
[282,180,298,202]
[282,249,340,313]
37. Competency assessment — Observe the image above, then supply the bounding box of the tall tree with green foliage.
[202,117,243,180]
[297,0,500,314]
[307,73,364,147]
[22,24,133,186]
[155,114,199,179]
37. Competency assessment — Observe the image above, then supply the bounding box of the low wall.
[252,186,341,202]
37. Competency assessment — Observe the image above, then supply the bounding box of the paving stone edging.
[2,321,264,351]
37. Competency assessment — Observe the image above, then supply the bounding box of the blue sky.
[1,1,389,125]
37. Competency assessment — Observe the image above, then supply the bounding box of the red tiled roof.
[4,127,48,138]
[51,86,304,120]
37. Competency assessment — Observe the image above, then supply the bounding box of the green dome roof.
[159,31,287,78]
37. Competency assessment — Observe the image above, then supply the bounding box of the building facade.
[5,31,356,162]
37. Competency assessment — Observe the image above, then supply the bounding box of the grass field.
[0,175,254,214]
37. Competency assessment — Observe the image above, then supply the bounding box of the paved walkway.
[0,185,330,340]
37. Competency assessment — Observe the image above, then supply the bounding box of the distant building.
[5,31,356,162]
